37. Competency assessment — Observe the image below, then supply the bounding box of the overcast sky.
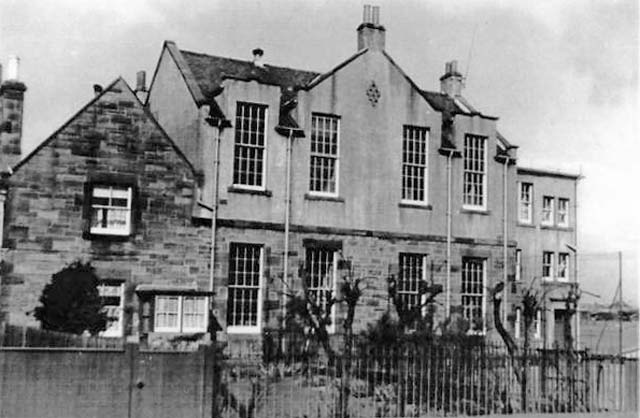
[0,0,638,304]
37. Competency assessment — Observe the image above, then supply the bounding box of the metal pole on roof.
[618,250,623,410]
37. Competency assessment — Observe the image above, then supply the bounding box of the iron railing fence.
[217,333,638,418]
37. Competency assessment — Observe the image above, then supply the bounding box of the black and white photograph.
[0,1,637,417]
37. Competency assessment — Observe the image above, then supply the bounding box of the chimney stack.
[135,70,148,103]
[0,55,27,170]
[252,48,264,68]
[357,5,386,51]
[440,60,464,97]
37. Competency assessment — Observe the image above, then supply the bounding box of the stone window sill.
[304,193,345,203]
[227,186,272,197]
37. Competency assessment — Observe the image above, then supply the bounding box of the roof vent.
[252,48,264,68]
[93,84,103,96]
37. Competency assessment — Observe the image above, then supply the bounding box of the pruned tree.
[34,261,107,335]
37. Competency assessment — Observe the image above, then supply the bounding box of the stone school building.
[0,6,579,349]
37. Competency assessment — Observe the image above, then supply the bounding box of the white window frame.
[401,126,429,205]
[98,281,125,338]
[541,196,555,226]
[542,251,554,280]
[305,247,338,334]
[309,113,340,196]
[226,244,264,334]
[557,252,569,281]
[461,258,486,334]
[398,253,428,313]
[557,198,569,227]
[534,309,542,339]
[90,186,132,236]
[462,134,488,210]
[515,249,522,282]
[154,295,208,333]
[518,182,533,224]
[515,307,522,339]
[232,102,268,190]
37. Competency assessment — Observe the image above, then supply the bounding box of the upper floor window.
[461,258,486,333]
[309,114,339,195]
[227,243,263,333]
[305,247,337,332]
[533,309,542,339]
[542,251,554,280]
[90,186,132,236]
[541,196,554,226]
[557,198,569,227]
[463,134,487,209]
[518,182,533,223]
[401,126,429,203]
[398,253,426,310]
[154,295,208,333]
[558,252,569,280]
[233,102,267,188]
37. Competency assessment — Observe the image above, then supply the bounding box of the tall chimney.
[0,55,27,170]
[357,5,386,51]
[440,60,464,97]
[135,70,148,103]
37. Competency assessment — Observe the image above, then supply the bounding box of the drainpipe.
[502,158,509,326]
[445,150,453,318]
[282,129,294,332]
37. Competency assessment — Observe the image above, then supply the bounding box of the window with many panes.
[461,258,486,333]
[519,183,533,223]
[98,280,124,337]
[402,126,429,203]
[233,102,267,188]
[558,252,569,280]
[534,309,542,339]
[305,247,336,331]
[398,253,426,310]
[541,196,554,226]
[227,244,263,333]
[542,251,554,279]
[154,295,207,333]
[515,307,522,339]
[557,198,569,227]
[90,186,132,236]
[309,114,339,194]
[515,249,522,282]
[463,134,487,208]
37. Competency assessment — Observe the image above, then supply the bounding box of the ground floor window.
[98,280,124,337]
[398,253,427,311]
[305,247,337,332]
[461,258,486,333]
[227,243,263,333]
[154,295,207,333]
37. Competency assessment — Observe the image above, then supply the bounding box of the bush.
[34,261,107,335]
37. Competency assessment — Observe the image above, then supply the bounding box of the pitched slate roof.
[179,49,320,100]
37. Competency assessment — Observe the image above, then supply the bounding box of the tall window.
[514,308,522,339]
[519,182,533,223]
[542,251,554,279]
[154,295,207,333]
[558,253,569,280]
[305,247,336,330]
[309,114,339,194]
[541,196,554,226]
[398,253,426,310]
[227,244,263,332]
[233,102,267,188]
[461,258,486,333]
[402,126,429,203]
[557,198,569,227]
[463,134,487,208]
[515,249,522,282]
[90,186,132,236]
[98,281,124,337]
[534,310,542,339]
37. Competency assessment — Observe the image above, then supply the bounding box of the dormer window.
[90,186,132,236]
[401,126,429,204]
[463,134,487,209]
[309,114,340,195]
[233,102,268,189]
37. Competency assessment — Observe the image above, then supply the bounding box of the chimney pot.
[0,63,3,85]
[6,55,19,81]
[252,48,264,67]
[136,71,147,92]
[440,60,464,97]
[357,5,386,51]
